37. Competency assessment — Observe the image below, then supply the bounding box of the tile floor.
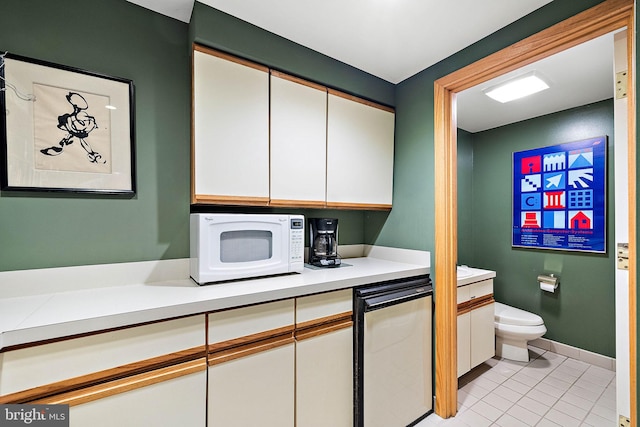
[417,346,617,427]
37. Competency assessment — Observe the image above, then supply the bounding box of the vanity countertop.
[456,266,496,287]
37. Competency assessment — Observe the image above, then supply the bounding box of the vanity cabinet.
[326,91,395,209]
[0,315,207,427]
[295,289,353,427]
[457,279,495,377]
[192,45,270,205]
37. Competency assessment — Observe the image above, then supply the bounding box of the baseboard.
[529,337,615,371]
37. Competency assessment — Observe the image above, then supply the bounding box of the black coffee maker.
[309,218,341,267]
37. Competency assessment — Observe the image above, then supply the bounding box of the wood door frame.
[433,0,636,419]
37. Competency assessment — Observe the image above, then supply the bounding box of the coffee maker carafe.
[309,218,341,267]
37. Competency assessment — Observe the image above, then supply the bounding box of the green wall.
[375,0,607,256]
[0,0,394,272]
[0,0,191,271]
[380,0,617,359]
[457,129,474,264]
[463,100,615,357]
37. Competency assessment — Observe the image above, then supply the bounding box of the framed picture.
[0,52,135,195]
[512,136,607,253]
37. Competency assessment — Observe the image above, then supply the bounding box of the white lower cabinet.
[208,344,295,427]
[0,315,207,427]
[1,293,355,427]
[296,328,353,427]
[67,360,206,427]
[296,289,353,427]
[207,299,296,427]
[457,279,495,377]
[0,315,205,395]
[206,291,353,427]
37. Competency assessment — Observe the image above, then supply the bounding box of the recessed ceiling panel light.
[483,71,550,103]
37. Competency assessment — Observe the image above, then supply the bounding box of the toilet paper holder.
[538,273,559,291]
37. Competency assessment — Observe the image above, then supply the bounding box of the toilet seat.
[494,302,543,326]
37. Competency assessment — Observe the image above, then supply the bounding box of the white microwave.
[190,213,305,284]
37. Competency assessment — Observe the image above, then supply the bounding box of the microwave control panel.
[290,217,304,263]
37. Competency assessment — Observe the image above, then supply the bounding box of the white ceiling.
[457,32,615,133]
[125,0,615,132]
[126,0,552,84]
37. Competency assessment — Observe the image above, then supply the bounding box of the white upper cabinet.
[192,45,395,210]
[192,46,270,205]
[326,92,395,209]
[270,72,327,207]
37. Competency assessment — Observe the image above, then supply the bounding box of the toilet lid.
[494,302,544,326]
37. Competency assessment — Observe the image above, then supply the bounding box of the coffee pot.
[309,218,341,267]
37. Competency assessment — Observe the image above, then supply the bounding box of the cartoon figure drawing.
[40,92,105,164]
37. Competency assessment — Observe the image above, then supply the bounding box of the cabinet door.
[42,360,207,427]
[297,327,352,427]
[208,344,295,427]
[457,312,471,377]
[326,92,395,209]
[192,47,270,204]
[363,295,432,427]
[296,289,353,427]
[208,300,295,427]
[270,72,327,207]
[470,303,495,369]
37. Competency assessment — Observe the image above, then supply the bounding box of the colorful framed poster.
[0,52,135,195]
[512,136,606,253]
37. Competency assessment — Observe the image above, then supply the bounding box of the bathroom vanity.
[456,267,496,377]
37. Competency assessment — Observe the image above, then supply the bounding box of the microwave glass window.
[220,230,273,263]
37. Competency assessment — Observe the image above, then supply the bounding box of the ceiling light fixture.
[483,71,550,103]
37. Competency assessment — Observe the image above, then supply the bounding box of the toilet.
[494,302,547,362]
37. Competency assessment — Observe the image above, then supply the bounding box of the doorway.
[432,0,636,422]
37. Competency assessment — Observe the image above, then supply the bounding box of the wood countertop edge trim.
[208,333,294,366]
[0,346,206,404]
[295,311,352,330]
[457,294,494,315]
[31,358,207,407]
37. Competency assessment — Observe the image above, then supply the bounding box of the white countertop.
[0,250,429,350]
[456,266,496,287]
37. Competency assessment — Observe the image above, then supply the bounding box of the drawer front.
[208,299,294,344]
[468,279,493,300]
[457,285,470,304]
[0,315,205,396]
[296,289,352,324]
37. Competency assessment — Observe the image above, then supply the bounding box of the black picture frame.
[0,52,136,195]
